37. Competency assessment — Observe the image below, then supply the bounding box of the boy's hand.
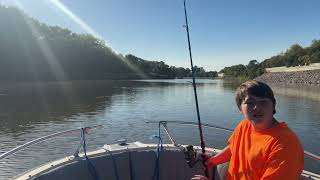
[201,153,211,161]
[198,153,214,171]
[197,153,210,168]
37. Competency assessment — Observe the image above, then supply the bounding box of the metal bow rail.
[0,125,103,161]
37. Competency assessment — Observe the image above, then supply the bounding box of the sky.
[1,0,320,71]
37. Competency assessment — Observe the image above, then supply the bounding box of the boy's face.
[240,95,275,129]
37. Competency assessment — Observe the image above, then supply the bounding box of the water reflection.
[220,80,241,90]
[269,83,320,101]
[0,80,156,133]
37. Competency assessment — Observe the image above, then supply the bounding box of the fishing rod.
[183,0,209,177]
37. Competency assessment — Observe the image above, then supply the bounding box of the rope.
[107,150,120,180]
[152,122,163,180]
[81,128,100,180]
[128,151,135,180]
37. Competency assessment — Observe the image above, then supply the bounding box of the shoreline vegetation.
[0,6,217,81]
[219,40,320,84]
[1,6,319,84]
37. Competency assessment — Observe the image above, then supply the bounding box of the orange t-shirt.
[227,119,304,180]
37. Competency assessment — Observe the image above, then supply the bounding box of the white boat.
[1,121,319,180]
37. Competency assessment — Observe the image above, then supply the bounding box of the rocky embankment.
[255,70,320,86]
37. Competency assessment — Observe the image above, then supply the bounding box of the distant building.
[218,73,224,78]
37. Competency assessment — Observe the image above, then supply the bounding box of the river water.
[0,79,319,179]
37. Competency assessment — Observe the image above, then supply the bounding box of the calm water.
[0,79,319,179]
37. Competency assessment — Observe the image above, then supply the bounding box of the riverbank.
[255,70,320,86]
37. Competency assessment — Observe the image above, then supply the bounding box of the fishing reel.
[183,145,201,168]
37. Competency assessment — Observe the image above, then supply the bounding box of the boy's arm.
[206,145,231,168]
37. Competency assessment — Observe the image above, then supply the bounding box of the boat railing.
[1,122,318,162]
[146,120,320,162]
[0,125,103,161]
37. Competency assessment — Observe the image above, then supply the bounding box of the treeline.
[124,54,217,79]
[0,6,216,81]
[220,40,320,81]
[220,60,264,81]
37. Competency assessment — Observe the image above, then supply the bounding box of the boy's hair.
[235,80,276,114]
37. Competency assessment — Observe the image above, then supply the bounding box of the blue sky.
[1,0,320,71]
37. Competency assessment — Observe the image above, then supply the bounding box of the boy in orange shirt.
[192,80,304,180]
